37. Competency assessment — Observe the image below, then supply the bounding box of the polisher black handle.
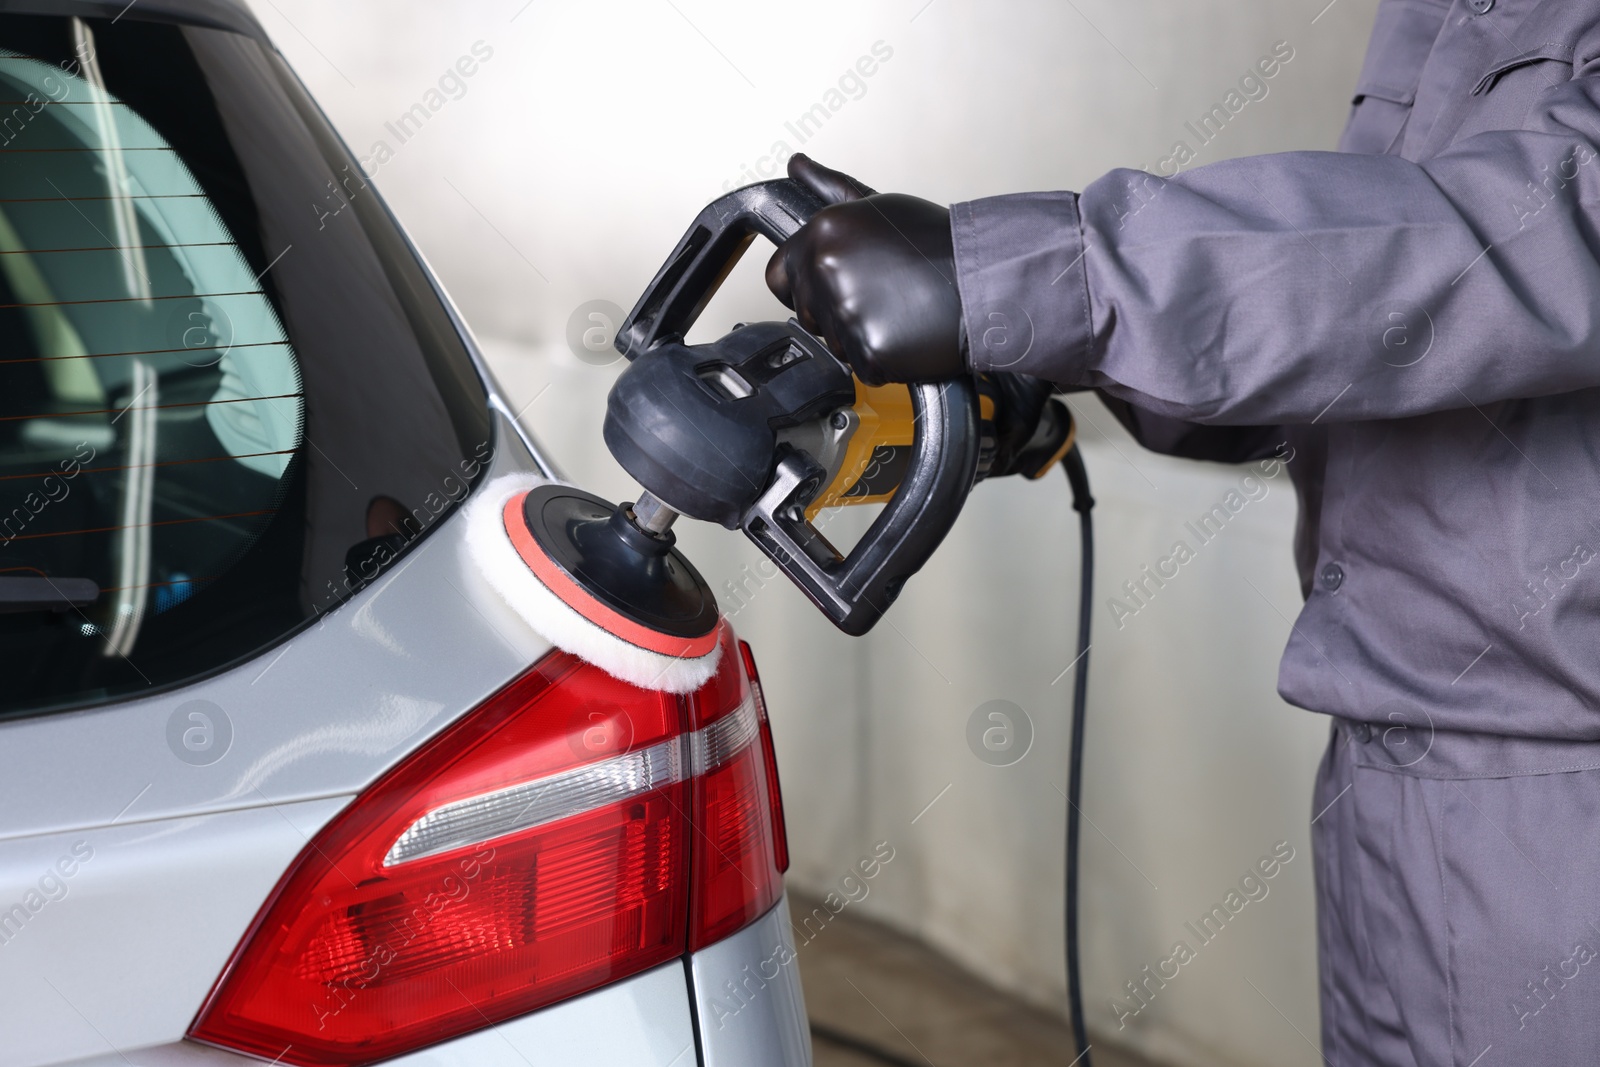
[742,377,981,635]
[614,178,829,361]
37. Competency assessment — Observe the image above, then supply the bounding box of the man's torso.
[1285,0,1600,738]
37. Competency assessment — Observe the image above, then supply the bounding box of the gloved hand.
[765,154,965,386]
[978,373,1076,480]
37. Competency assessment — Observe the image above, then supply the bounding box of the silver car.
[0,2,809,1064]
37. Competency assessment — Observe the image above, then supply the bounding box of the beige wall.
[246,2,1380,1063]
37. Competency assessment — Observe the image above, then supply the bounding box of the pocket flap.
[1473,41,1574,95]
[1352,75,1416,107]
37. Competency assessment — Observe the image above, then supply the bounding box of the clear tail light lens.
[191,625,785,1066]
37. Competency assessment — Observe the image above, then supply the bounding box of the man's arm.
[956,50,1600,424]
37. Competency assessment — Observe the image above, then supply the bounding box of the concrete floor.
[794,893,1162,1067]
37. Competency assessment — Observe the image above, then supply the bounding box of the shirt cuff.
[950,191,1093,383]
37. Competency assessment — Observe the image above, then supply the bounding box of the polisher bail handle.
[614,178,829,361]
[743,377,980,636]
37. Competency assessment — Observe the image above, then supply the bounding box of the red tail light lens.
[686,637,786,950]
[740,639,789,875]
[191,625,786,1066]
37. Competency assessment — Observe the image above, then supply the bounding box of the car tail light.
[740,639,787,875]
[191,625,784,1066]
[685,637,787,950]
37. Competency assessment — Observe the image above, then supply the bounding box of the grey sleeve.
[952,70,1600,425]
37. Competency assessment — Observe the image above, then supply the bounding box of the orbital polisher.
[475,177,1075,692]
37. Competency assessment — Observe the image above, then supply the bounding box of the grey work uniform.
[951,1,1600,1063]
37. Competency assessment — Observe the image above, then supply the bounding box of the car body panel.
[693,896,812,1067]
[0,797,347,1066]
[20,960,698,1067]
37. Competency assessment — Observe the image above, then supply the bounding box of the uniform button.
[1354,722,1373,743]
[1469,0,1493,12]
[1320,562,1344,592]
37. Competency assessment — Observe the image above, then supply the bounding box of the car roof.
[0,0,266,40]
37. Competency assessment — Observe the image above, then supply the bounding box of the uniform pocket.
[1346,766,1453,1065]
[1459,47,1580,144]
[1336,0,1445,155]
[1452,45,1575,144]
[1339,82,1414,156]
[1459,0,1584,140]
[1438,767,1600,1065]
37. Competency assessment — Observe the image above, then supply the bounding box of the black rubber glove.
[978,373,1076,480]
[765,154,965,386]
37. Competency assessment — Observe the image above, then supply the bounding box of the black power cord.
[1062,446,1096,1067]
[807,444,1098,1067]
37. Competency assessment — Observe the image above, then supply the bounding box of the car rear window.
[0,12,492,720]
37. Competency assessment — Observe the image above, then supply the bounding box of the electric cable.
[1062,445,1096,1067]
[804,445,1095,1067]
